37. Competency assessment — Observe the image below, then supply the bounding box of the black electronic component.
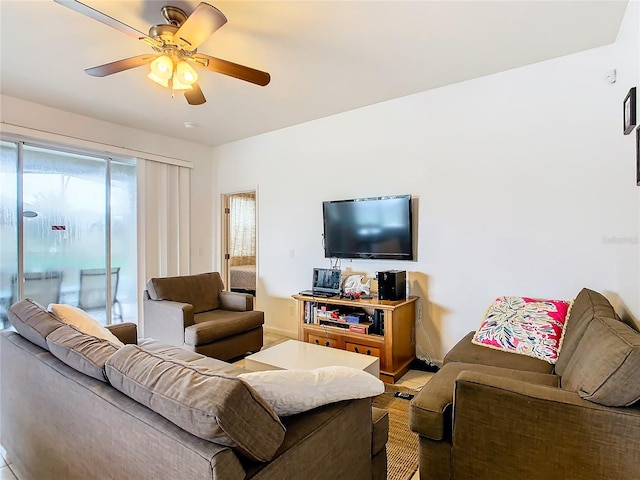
[377,270,406,301]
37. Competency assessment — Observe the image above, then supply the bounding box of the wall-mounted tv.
[322,194,414,260]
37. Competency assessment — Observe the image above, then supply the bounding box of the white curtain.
[229,192,256,266]
[139,159,190,284]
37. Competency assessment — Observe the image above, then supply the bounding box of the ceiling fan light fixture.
[150,55,174,80]
[147,70,170,87]
[56,0,269,106]
[175,61,198,86]
[171,76,193,91]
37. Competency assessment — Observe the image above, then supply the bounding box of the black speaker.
[372,309,382,335]
[377,270,406,301]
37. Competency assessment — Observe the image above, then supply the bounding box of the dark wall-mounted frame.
[636,126,640,186]
[624,87,636,135]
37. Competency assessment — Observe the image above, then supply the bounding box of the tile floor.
[1,446,16,480]
[0,332,432,480]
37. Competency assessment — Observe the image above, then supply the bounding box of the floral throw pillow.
[472,296,573,364]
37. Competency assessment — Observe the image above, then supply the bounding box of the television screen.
[322,195,414,260]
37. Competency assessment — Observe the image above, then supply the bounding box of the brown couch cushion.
[555,288,618,376]
[46,324,121,382]
[410,362,559,440]
[185,310,265,346]
[105,344,285,462]
[561,317,640,406]
[7,298,65,350]
[147,272,224,313]
[137,338,249,376]
[371,407,389,456]
[443,331,554,373]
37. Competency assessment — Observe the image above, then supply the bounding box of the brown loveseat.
[1,299,389,480]
[144,272,264,360]
[409,288,640,480]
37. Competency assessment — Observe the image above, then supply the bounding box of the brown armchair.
[143,272,264,360]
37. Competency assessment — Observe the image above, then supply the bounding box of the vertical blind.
[141,159,190,281]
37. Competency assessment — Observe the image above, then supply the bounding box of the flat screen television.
[322,194,414,260]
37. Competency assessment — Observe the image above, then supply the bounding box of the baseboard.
[263,325,297,339]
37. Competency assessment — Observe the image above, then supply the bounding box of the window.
[0,139,137,327]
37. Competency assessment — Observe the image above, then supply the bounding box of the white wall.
[213,4,640,361]
[611,0,640,326]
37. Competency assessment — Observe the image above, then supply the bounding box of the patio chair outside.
[10,271,63,307]
[78,267,122,322]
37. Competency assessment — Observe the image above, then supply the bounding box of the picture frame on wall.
[636,126,640,186]
[624,87,636,135]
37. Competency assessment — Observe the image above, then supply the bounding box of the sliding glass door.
[0,142,19,325]
[0,140,137,327]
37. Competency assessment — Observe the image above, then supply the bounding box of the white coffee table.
[244,339,380,378]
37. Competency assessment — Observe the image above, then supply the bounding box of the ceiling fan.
[53,0,271,105]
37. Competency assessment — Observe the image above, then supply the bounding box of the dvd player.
[298,290,337,298]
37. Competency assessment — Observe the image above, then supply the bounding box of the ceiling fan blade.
[85,55,155,77]
[174,3,227,51]
[192,54,270,86]
[53,0,161,48]
[184,83,207,105]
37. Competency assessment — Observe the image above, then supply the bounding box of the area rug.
[373,384,419,480]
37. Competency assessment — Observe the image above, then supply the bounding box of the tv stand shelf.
[293,294,417,384]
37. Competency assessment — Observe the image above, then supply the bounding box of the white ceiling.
[0,0,629,147]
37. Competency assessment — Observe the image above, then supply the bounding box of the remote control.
[394,392,414,400]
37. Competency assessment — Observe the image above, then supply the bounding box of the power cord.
[322,323,331,344]
[413,296,440,371]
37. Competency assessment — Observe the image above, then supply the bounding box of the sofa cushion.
[138,338,249,376]
[555,288,618,376]
[49,304,124,347]
[46,324,121,382]
[409,362,559,440]
[444,331,554,373]
[104,344,285,462]
[561,317,640,406]
[472,296,572,364]
[237,366,385,416]
[7,298,65,350]
[185,310,264,346]
[147,272,224,314]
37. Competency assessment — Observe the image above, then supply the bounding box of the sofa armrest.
[371,406,389,457]
[143,294,194,345]
[220,291,254,311]
[410,362,559,441]
[451,371,640,480]
[105,322,138,344]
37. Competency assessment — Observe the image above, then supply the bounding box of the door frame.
[220,189,258,295]
[2,136,134,325]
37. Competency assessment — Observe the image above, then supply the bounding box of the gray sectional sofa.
[409,288,640,480]
[1,299,388,480]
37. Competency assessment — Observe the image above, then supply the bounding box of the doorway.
[221,191,257,296]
